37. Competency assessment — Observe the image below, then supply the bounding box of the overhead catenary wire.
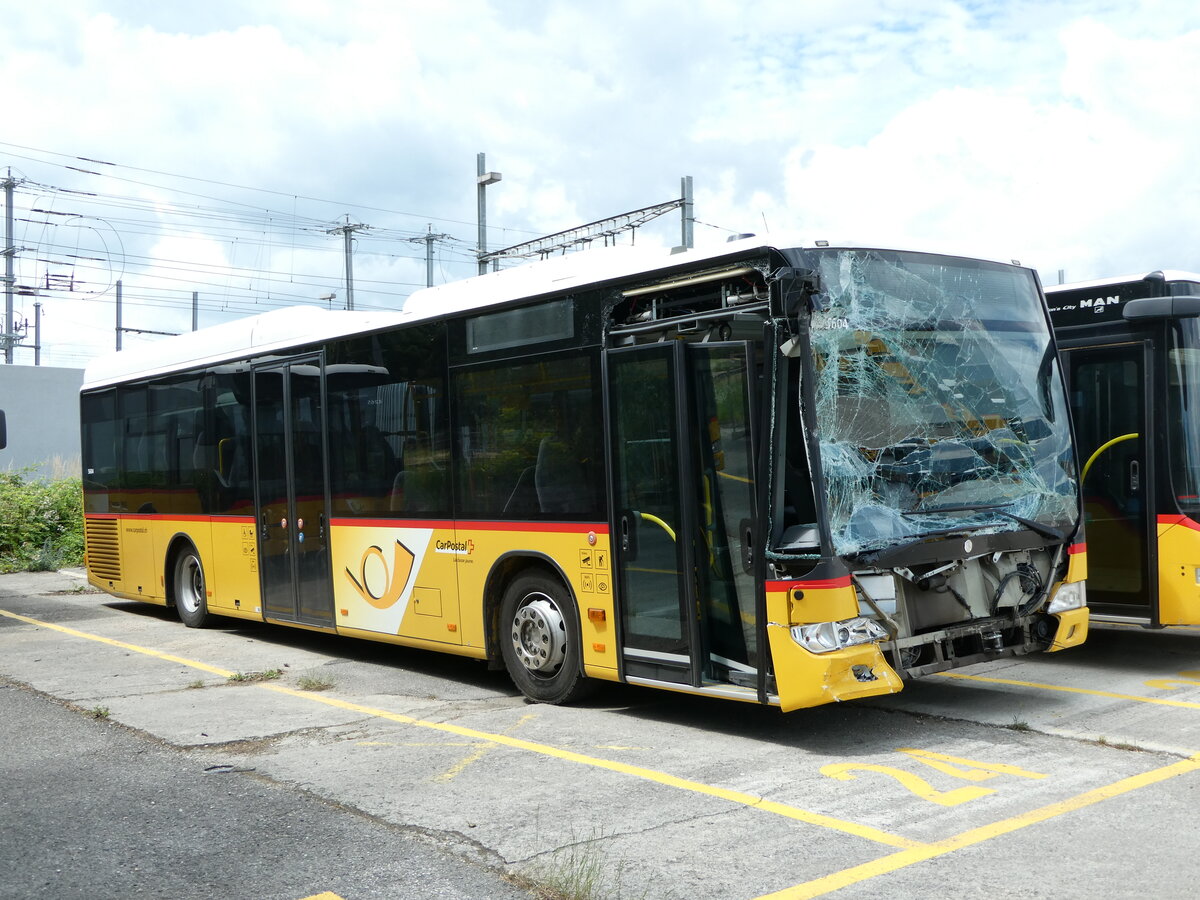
[1,141,698,368]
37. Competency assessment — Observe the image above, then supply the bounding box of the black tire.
[499,572,592,704]
[172,547,211,628]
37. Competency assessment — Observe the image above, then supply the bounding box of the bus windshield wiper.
[903,503,1066,542]
[903,503,1006,516]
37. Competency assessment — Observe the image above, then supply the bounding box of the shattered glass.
[804,250,1079,556]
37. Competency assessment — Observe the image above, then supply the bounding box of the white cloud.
[3,1,1200,366]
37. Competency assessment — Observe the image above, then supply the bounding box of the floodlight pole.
[681,175,694,249]
[327,216,366,310]
[3,170,14,364]
[476,153,502,274]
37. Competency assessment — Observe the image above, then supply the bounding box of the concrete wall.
[0,365,84,478]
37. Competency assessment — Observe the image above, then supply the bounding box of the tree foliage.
[0,470,84,573]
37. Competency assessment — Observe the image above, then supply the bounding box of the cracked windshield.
[807,250,1078,556]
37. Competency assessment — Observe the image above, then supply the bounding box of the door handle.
[1130,459,1140,493]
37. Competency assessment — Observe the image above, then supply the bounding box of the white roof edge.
[83,232,1034,390]
[1046,270,1200,292]
[83,305,413,390]
[401,230,1031,319]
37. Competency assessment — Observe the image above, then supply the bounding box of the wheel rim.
[178,555,203,614]
[510,592,567,676]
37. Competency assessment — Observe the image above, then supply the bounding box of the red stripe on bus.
[765,576,852,592]
[457,520,610,534]
[331,518,609,535]
[84,512,608,534]
[1068,542,1086,554]
[1159,514,1200,532]
[83,513,255,524]
[332,518,451,529]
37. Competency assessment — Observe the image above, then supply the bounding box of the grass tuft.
[227,669,284,684]
[297,675,335,692]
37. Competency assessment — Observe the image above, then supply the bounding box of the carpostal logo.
[435,538,475,555]
[345,540,416,610]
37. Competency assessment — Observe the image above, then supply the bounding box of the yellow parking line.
[435,713,537,782]
[757,752,1200,898]
[937,671,1200,710]
[0,606,922,851]
[0,608,235,677]
[257,680,924,849]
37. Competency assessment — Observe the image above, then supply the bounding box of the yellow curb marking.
[938,670,1200,710]
[435,713,537,782]
[0,606,920,850]
[755,752,1200,898]
[0,608,235,676]
[9,605,1197,897]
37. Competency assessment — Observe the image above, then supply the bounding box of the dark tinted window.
[326,325,451,518]
[81,389,118,512]
[467,299,574,354]
[202,369,254,513]
[148,375,206,515]
[453,352,602,519]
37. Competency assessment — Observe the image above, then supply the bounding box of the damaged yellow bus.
[81,234,1088,711]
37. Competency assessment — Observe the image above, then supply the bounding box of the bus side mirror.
[0,410,6,450]
[1123,295,1200,321]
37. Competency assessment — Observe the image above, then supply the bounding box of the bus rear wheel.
[500,572,591,704]
[173,547,210,628]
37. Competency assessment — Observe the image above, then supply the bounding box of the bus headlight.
[1047,580,1087,614]
[791,617,889,654]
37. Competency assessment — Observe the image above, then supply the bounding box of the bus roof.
[82,231,1027,390]
[1046,270,1200,292]
[82,305,415,390]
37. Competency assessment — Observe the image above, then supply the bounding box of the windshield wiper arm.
[903,503,1006,516]
[992,509,1067,542]
[904,503,1067,542]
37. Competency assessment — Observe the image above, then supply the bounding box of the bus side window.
[327,326,451,518]
[453,353,601,520]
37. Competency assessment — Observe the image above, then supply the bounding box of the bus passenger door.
[1062,342,1155,618]
[607,342,760,690]
[253,357,335,627]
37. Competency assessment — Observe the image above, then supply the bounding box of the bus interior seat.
[390,462,446,514]
[503,465,538,515]
[535,436,586,514]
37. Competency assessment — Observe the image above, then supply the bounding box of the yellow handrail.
[1080,433,1139,485]
[636,511,677,542]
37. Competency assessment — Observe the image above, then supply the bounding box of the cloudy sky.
[2,0,1199,368]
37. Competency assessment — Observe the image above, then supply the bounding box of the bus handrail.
[1080,432,1139,485]
[635,510,677,542]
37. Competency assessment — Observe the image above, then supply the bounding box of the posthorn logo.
[344,540,415,610]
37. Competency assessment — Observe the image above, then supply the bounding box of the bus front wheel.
[500,572,590,704]
[173,547,210,628]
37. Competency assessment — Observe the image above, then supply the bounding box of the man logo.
[1079,296,1121,313]
[345,540,415,609]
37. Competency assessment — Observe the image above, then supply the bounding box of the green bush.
[0,469,84,573]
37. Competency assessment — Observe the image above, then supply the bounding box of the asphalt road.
[0,676,533,900]
[3,569,1200,899]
